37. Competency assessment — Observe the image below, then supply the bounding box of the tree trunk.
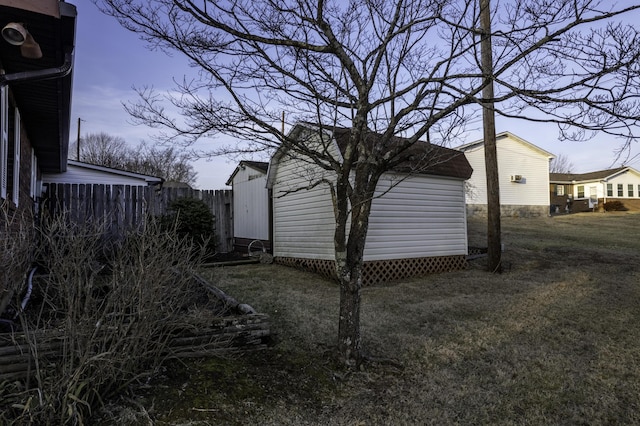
[337,214,369,367]
[334,166,377,367]
[337,265,363,367]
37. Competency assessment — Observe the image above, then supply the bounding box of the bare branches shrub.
[0,202,35,330]
[2,214,218,425]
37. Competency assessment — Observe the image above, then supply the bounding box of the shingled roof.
[225,160,269,186]
[330,127,473,180]
[550,167,627,183]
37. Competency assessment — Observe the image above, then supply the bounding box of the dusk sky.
[71,2,640,189]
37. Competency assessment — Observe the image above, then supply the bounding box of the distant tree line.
[70,132,197,186]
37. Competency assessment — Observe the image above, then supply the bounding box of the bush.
[604,200,628,211]
[162,198,215,250]
[0,215,224,425]
[0,202,35,331]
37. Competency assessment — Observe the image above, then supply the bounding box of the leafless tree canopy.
[95,0,640,365]
[71,132,198,185]
[70,132,128,168]
[97,0,640,151]
[550,153,575,174]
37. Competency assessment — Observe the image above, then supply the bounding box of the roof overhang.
[457,131,556,160]
[66,160,164,184]
[266,122,473,188]
[0,1,77,173]
[226,160,269,186]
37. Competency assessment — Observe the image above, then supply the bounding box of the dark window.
[628,184,634,197]
[577,185,585,198]
[607,183,613,197]
[618,184,624,197]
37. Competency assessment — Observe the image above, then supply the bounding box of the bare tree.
[550,153,575,174]
[71,132,128,168]
[125,142,198,185]
[71,133,197,185]
[96,0,640,366]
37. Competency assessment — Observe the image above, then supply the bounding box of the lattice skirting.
[275,255,467,286]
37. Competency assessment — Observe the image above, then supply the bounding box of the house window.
[607,183,613,197]
[12,108,20,206]
[0,86,8,200]
[618,184,624,197]
[556,185,564,196]
[629,184,634,198]
[577,185,584,198]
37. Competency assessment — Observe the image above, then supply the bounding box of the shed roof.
[330,127,473,179]
[277,123,472,179]
[225,160,269,186]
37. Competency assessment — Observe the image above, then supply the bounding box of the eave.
[0,1,77,173]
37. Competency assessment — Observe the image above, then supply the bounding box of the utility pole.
[480,0,502,272]
[76,117,84,161]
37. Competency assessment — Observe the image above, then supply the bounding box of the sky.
[70,2,640,189]
[70,2,240,189]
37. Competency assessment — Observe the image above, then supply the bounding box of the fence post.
[42,184,235,252]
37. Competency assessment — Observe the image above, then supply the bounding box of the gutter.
[0,46,73,87]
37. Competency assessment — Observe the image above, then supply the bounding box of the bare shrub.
[0,202,35,331]
[2,214,221,425]
[604,200,628,211]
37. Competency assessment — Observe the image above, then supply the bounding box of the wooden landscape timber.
[0,273,270,383]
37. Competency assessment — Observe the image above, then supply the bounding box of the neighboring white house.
[456,132,555,217]
[41,160,163,187]
[266,123,473,285]
[550,167,640,212]
[225,161,271,253]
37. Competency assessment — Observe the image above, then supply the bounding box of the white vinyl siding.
[603,171,640,198]
[575,169,640,201]
[231,166,269,241]
[0,86,7,200]
[461,133,552,206]
[12,108,20,206]
[365,174,468,260]
[272,152,337,260]
[272,153,468,261]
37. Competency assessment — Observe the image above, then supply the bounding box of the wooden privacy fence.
[42,184,233,252]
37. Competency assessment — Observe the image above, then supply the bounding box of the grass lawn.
[118,212,640,425]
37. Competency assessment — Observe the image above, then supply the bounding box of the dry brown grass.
[111,212,640,425]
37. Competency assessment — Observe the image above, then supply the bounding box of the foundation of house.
[275,254,468,286]
[466,204,549,218]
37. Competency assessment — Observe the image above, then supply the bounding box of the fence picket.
[42,184,234,252]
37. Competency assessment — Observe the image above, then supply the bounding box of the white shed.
[225,161,271,253]
[456,132,555,217]
[267,124,473,285]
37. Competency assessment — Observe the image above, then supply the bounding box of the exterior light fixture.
[2,22,42,59]
[2,22,27,45]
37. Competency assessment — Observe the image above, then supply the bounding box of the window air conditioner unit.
[511,175,523,182]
